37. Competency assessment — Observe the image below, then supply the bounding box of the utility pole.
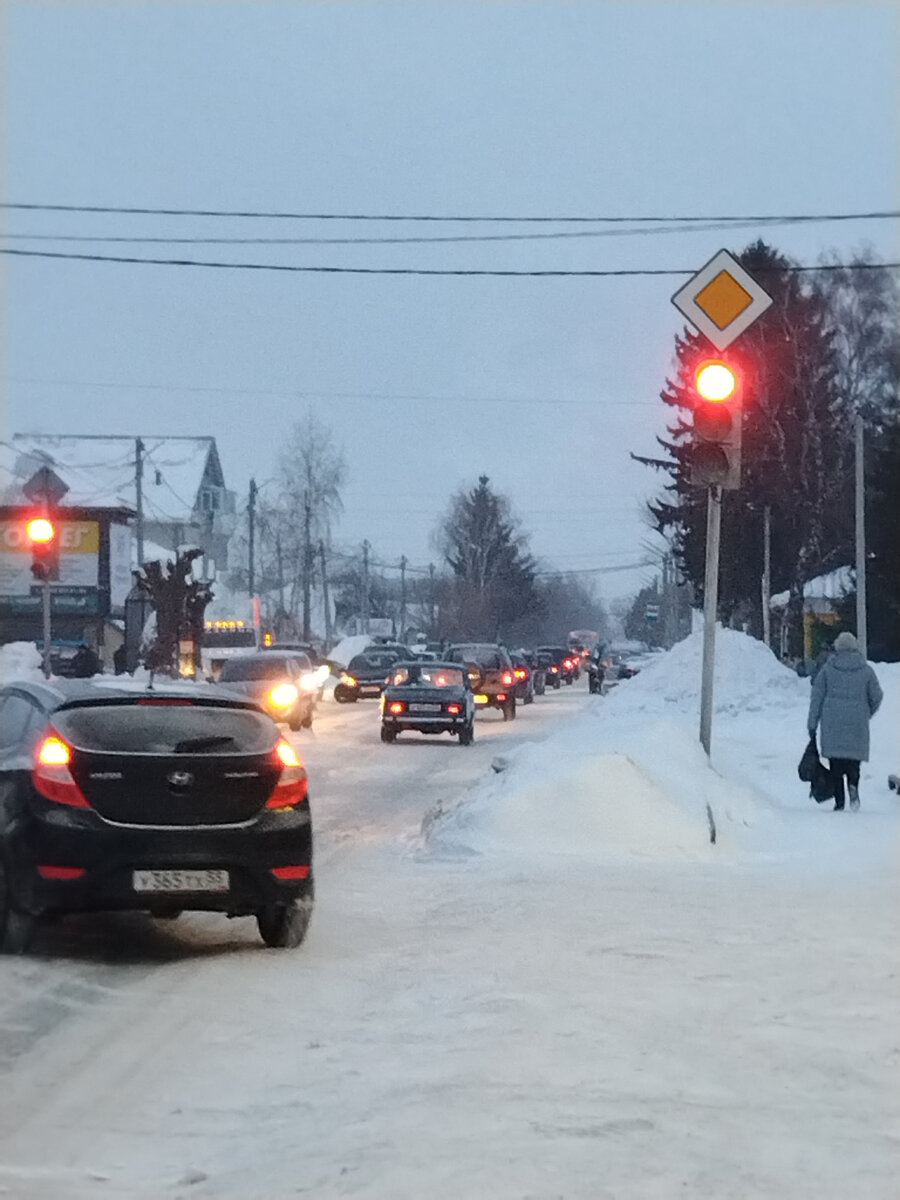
[319,540,332,647]
[361,540,370,635]
[854,414,868,658]
[134,437,145,568]
[699,485,723,757]
[247,477,258,599]
[428,562,435,634]
[761,504,772,649]
[302,490,313,641]
[275,533,285,616]
[399,555,408,641]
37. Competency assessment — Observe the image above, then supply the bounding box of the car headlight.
[340,673,357,687]
[269,683,299,708]
[299,672,318,691]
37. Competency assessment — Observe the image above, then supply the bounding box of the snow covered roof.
[770,566,852,610]
[3,434,222,524]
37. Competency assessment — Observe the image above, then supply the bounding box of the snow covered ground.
[0,632,897,1199]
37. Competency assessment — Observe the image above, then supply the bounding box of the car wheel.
[334,686,356,704]
[459,721,474,746]
[288,711,302,731]
[257,894,313,949]
[565,675,573,685]
[0,864,35,955]
[524,690,533,705]
[380,724,396,744]
[300,709,314,730]
[552,677,561,690]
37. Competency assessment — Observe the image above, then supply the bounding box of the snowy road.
[0,659,897,1199]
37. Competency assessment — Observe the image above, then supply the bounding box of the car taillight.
[388,701,406,714]
[497,693,507,702]
[514,668,527,679]
[33,733,90,808]
[502,672,513,686]
[549,665,558,673]
[446,703,462,714]
[266,739,308,809]
[563,659,573,669]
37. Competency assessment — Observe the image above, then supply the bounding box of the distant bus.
[201,618,257,678]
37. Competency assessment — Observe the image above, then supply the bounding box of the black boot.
[849,785,860,811]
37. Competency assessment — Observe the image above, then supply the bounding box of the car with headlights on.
[0,678,314,953]
[218,652,317,730]
[509,650,535,705]
[380,661,474,745]
[334,647,409,702]
[445,643,517,720]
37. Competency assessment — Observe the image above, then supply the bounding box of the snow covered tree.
[434,475,539,639]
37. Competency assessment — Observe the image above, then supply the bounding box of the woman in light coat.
[808,631,883,811]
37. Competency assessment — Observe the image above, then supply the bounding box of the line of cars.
[330,638,591,747]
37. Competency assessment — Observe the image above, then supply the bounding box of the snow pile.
[326,633,375,668]
[0,640,45,685]
[428,629,818,863]
[619,624,806,716]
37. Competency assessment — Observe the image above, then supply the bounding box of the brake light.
[37,865,86,880]
[446,703,462,714]
[266,739,308,808]
[514,668,527,679]
[270,864,310,880]
[497,693,507,702]
[388,701,405,715]
[502,672,513,686]
[549,665,558,673]
[563,659,573,669]
[34,733,90,808]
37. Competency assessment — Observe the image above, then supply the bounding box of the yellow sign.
[672,249,773,350]
[694,270,754,330]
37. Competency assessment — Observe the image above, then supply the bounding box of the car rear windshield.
[348,652,399,671]
[54,703,279,755]
[390,665,464,688]
[448,645,505,669]
[219,658,294,682]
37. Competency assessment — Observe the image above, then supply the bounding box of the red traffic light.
[27,517,56,544]
[695,361,738,402]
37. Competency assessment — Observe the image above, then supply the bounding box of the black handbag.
[799,736,835,803]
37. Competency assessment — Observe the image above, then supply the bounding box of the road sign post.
[672,251,773,757]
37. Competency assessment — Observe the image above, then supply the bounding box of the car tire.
[257,894,313,949]
[0,866,35,955]
[300,709,314,730]
[565,675,573,685]
[288,712,302,731]
[552,677,561,690]
[502,699,516,721]
[380,724,396,744]
[459,722,474,746]
[334,685,356,704]
[524,691,533,705]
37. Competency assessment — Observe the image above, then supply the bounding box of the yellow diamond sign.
[672,249,773,349]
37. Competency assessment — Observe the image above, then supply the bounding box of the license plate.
[133,869,229,893]
[410,702,441,713]
[360,685,380,694]
[474,694,489,704]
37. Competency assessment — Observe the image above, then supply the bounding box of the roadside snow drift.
[428,627,896,863]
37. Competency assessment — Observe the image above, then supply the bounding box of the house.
[3,434,237,576]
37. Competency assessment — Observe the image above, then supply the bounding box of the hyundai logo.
[167,770,194,788]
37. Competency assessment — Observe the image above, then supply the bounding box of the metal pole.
[699,485,722,756]
[319,540,332,647]
[302,491,312,641]
[41,577,52,678]
[247,477,257,599]
[362,541,370,635]
[399,555,407,639]
[761,504,772,650]
[854,414,868,659]
[135,437,145,568]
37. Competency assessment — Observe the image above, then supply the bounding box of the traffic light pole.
[41,577,52,679]
[699,484,722,756]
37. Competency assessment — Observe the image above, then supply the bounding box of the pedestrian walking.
[807,631,883,811]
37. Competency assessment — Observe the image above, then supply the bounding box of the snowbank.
[428,628,897,865]
[0,641,45,685]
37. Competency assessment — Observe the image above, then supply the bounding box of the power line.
[4,247,898,276]
[2,201,898,224]
[8,213,900,247]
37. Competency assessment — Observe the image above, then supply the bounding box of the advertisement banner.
[0,519,100,602]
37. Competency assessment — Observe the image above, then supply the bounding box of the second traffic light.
[27,516,60,581]
[690,359,742,490]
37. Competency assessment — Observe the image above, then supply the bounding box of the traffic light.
[690,359,742,490]
[27,516,60,581]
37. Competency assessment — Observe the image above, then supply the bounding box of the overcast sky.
[3,0,899,602]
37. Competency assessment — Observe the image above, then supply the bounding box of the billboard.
[0,519,101,612]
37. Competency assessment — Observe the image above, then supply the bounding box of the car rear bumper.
[9,803,313,918]
[382,714,469,734]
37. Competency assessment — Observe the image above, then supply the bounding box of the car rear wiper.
[173,735,237,753]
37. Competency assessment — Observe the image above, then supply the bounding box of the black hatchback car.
[334,647,410,702]
[380,661,475,745]
[0,679,314,953]
[218,652,317,730]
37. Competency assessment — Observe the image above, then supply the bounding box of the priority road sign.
[671,249,773,350]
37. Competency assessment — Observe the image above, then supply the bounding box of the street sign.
[22,465,70,506]
[671,249,773,350]
[645,604,659,623]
